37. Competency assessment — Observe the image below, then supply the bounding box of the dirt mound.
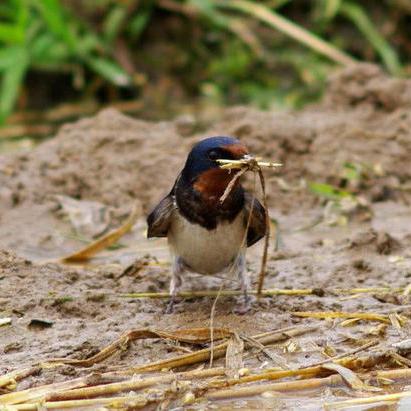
[322,63,411,111]
[1,64,410,220]
[0,111,186,212]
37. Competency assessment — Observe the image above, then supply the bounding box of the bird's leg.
[166,256,184,314]
[235,253,251,314]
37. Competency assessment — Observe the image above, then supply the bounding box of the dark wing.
[147,192,176,238]
[244,192,267,247]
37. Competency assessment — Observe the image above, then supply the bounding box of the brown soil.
[1,64,411,409]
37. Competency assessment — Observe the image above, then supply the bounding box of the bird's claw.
[165,296,176,314]
[234,291,252,315]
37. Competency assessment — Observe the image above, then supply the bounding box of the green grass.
[0,0,408,125]
[0,0,130,123]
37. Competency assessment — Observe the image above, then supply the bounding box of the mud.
[1,64,411,409]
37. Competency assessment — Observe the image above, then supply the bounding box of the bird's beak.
[242,154,254,161]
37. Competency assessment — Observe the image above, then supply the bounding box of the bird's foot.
[165,296,176,314]
[233,292,252,315]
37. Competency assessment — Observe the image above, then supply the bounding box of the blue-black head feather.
[181,136,242,182]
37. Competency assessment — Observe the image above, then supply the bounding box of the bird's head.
[181,136,250,200]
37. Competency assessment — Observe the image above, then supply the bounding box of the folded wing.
[147,193,176,238]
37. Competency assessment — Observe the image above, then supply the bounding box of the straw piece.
[216,158,282,169]
[207,374,343,399]
[44,327,234,368]
[0,368,40,389]
[120,287,406,299]
[207,368,411,400]
[0,375,92,405]
[45,375,175,401]
[121,289,316,299]
[324,390,411,409]
[4,395,148,410]
[293,311,391,323]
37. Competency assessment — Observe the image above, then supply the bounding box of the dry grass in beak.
[217,156,282,295]
[217,157,282,170]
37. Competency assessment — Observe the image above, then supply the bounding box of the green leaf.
[35,0,77,51]
[308,182,352,200]
[0,23,25,44]
[85,56,130,86]
[128,11,151,39]
[0,50,28,123]
[0,45,27,70]
[30,34,70,63]
[75,33,104,55]
[342,162,362,181]
[103,5,127,43]
[340,2,401,75]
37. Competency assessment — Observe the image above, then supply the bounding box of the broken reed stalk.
[44,325,316,377]
[0,368,225,407]
[45,375,175,401]
[4,395,148,410]
[116,325,317,375]
[217,157,282,295]
[46,368,226,403]
[325,389,411,409]
[307,340,379,367]
[204,337,411,391]
[207,374,343,399]
[44,328,234,368]
[0,376,94,406]
[206,368,411,400]
[0,367,40,389]
[0,326,315,406]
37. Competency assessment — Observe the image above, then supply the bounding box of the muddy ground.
[0,64,411,409]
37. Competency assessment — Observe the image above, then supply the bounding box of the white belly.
[168,211,246,274]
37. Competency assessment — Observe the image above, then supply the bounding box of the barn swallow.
[147,136,267,313]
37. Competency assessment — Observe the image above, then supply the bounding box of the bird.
[147,136,267,313]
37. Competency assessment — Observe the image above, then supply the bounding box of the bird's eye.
[208,150,220,161]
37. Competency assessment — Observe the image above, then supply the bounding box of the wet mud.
[0,64,411,409]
